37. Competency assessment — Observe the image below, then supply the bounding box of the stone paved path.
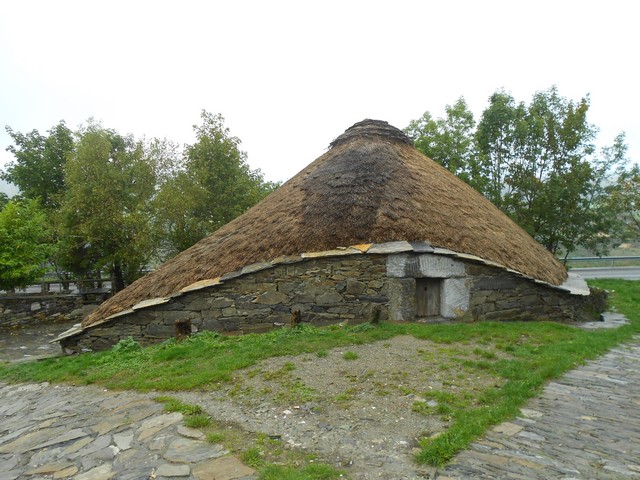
[0,383,257,480]
[436,334,640,479]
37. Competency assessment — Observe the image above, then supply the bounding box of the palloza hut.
[57,120,597,352]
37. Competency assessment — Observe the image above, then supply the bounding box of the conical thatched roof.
[83,119,566,327]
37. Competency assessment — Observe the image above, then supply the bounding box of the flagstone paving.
[2,313,639,479]
[435,333,640,479]
[0,383,256,480]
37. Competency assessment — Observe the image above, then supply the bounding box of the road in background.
[571,267,640,280]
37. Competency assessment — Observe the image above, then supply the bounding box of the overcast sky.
[1,0,637,195]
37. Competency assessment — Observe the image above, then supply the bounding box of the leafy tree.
[475,87,626,256]
[0,200,54,291]
[608,150,639,241]
[0,192,8,210]
[408,87,631,258]
[2,121,74,209]
[474,90,529,208]
[404,97,478,185]
[154,111,278,258]
[61,122,157,291]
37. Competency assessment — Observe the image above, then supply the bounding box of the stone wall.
[464,264,603,323]
[0,295,87,329]
[62,255,390,352]
[60,252,603,353]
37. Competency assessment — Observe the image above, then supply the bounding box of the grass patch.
[155,396,204,415]
[342,351,359,360]
[1,280,637,470]
[184,413,211,428]
[200,419,344,479]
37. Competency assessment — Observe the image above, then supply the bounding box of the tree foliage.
[60,122,157,291]
[407,86,632,257]
[154,111,278,257]
[2,121,73,209]
[405,97,478,185]
[0,200,54,291]
[608,156,640,241]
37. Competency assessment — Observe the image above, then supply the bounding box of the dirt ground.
[177,335,505,479]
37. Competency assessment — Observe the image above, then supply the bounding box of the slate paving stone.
[2,319,638,479]
[163,437,228,463]
[0,382,257,479]
[436,335,640,479]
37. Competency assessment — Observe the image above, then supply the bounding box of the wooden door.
[415,278,441,318]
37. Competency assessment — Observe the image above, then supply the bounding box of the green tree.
[474,90,529,208]
[61,122,157,291]
[154,111,278,258]
[0,200,54,291]
[608,152,639,241]
[405,97,478,184]
[475,87,629,256]
[408,87,630,258]
[2,121,74,209]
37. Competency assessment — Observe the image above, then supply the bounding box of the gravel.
[176,335,499,479]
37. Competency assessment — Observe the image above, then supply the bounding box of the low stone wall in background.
[0,294,102,330]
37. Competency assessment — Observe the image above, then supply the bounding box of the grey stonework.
[60,253,603,353]
[464,264,604,323]
[62,255,391,353]
[0,295,93,330]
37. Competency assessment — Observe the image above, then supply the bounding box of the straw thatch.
[83,120,567,327]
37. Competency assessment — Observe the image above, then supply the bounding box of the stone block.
[474,275,518,290]
[316,292,344,305]
[202,317,223,331]
[292,294,315,304]
[209,297,234,309]
[253,291,287,305]
[441,278,470,318]
[387,277,416,321]
[386,253,465,278]
[276,281,298,294]
[346,279,366,295]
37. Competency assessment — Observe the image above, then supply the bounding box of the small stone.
[137,412,183,442]
[520,408,543,418]
[53,465,79,479]
[113,431,134,450]
[149,434,170,451]
[192,456,256,480]
[26,462,75,475]
[164,438,228,463]
[177,425,206,440]
[74,464,115,480]
[493,422,524,436]
[156,463,191,477]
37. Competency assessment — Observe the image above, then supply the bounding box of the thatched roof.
[83,119,566,327]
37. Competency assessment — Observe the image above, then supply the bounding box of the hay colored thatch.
[83,120,566,327]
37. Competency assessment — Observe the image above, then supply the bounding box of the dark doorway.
[415,278,441,317]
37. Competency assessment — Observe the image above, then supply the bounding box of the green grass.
[0,279,637,470]
[342,351,359,360]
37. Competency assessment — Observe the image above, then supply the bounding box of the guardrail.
[567,256,640,267]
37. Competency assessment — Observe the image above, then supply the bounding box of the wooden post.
[290,310,302,327]
[175,318,192,341]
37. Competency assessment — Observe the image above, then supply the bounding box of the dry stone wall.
[62,255,390,352]
[60,252,603,353]
[0,295,88,329]
[464,264,604,323]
